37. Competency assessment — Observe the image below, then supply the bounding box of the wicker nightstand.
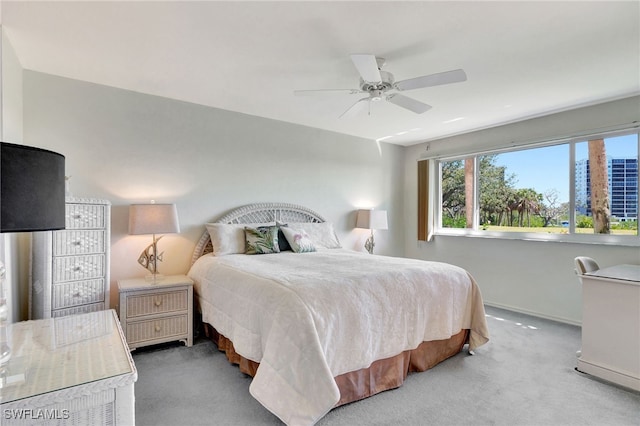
[117,275,193,350]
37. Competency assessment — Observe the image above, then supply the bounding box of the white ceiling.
[2,1,639,146]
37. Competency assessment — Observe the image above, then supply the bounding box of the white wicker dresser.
[31,197,111,319]
[0,310,137,425]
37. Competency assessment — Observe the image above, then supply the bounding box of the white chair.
[575,256,599,276]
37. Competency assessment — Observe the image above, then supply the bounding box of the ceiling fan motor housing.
[360,70,395,93]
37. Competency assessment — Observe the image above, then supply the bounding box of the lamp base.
[364,232,375,255]
[0,357,26,388]
[0,343,11,366]
[145,274,165,283]
[0,261,11,366]
[138,235,166,283]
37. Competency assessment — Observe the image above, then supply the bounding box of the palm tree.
[464,158,474,228]
[514,188,541,227]
[588,139,610,234]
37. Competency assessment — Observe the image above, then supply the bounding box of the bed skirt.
[203,323,469,407]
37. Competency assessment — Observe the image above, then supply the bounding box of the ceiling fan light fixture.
[370,90,383,102]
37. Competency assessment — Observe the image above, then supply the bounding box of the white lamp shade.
[356,209,388,230]
[129,204,180,235]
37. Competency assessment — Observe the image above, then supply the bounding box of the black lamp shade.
[1,142,66,232]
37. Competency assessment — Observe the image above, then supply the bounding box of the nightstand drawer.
[125,289,189,319]
[52,279,105,309]
[126,314,188,344]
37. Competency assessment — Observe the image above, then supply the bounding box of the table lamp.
[0,142,66,365]
[128,202,180,282]
[356,209,388,254]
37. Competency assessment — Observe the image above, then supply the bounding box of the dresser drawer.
[66,203,108,229]
[125,314,189,345]
[54,230,106,256]
[52,278,105,309]
[53,254,105,283]
[125,289,189,319]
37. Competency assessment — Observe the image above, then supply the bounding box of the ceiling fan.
[295,54,467,118]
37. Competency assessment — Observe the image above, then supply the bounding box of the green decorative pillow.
[245,226,280,254]
[280,226,316,253]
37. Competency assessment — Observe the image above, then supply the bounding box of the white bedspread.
[188,249,489,426]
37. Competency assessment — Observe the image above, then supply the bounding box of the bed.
[187,202,489,426]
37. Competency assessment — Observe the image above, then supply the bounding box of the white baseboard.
[484,301,581,327]
[577,358,640,392]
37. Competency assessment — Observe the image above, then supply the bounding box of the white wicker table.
[0,310,137,425]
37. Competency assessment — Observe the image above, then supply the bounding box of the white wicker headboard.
[190,202,326,266]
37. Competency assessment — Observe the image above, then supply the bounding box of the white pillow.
[280,226,316,253]
[205,222,274,256]
[286,222,341,249]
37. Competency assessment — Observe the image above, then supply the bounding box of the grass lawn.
[484,226,637,235]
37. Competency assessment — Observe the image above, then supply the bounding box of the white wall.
[15,70,640,325]
[403,96,640,324]
[1,31,22,144]
[22,71,405,311]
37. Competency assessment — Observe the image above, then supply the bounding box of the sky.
[494,133,638,202]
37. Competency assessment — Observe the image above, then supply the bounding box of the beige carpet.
[133,306,640,425]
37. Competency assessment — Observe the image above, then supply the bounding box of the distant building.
[575,157,638,221]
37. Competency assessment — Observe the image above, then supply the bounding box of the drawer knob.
[154,324,161,332]
[154,299,162,307]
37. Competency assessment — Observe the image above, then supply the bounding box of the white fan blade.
[386,93,432,114]
[350,54,382,83]
[294,89,362,96]
[339,97,370,118]
[395,69,467,91]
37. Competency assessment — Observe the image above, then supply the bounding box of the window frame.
[431,129,640,247]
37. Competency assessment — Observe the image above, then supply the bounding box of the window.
[435,131,639,244]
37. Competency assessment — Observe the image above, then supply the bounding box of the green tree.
[441,160,466,225]
[513,188,542,227]
[479,155,516,226]
[442,154,553,230]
